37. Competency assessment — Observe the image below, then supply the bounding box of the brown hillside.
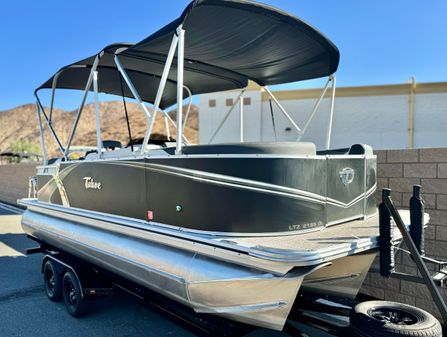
[0,101,199,157]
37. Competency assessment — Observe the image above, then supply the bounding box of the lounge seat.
[161,142,317,156]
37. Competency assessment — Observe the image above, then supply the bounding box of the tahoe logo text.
[83,177,102,190]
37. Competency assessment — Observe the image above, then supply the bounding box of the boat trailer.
[26,186,447,336]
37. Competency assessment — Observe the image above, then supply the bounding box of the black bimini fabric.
[37,0,339,109]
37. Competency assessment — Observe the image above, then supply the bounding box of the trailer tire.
[62,270,88,317]
[43,260,62,301]
[350,301,442,337]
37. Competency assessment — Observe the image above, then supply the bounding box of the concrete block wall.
[0,164,37,206]
[361,148,447,319]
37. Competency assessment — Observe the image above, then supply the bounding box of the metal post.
[297,77,332,141]
[164,116,171,140]
[65,58,101,156]
[208,89,246,144]
[93,71,102,158]
[49,70,62,123]
[326,75,336,150]
[114,47,190,147]
[49,65,85,125]
[264,86,302,134]
[114,55,152,121]
[183,86,193,130]
[408,77,416,149]
[36,102,47,164]
[35,93,67,160]
[175,26,185,155]
[142,33,179,154]
[239,95,244,142]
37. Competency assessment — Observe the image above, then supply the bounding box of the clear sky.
[1,0,446,111]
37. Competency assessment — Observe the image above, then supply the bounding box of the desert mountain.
[0,101,199,157]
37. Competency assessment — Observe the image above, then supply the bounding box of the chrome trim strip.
[195,301,288,314]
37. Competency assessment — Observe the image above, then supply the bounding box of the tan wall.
[361,148,447,319]
[0,164,37,205]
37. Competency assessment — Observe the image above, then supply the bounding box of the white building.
[199,81,447,150]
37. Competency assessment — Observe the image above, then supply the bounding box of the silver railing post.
[49,70,63,123]
[65,58,101,156]
[34,93,67,160]
[115,46,190,150]
[326,75,336,149]
[114,55,152,122]
[142,33,179,154]
[36,102,47,164]
[239,95,244,142]
[164,115,171,140]
[264,86,302,135]
[182,85,193,130]
[208,89,246,144]
[93,70,102,157]
[297,76,332,141]
[175,26,185,155]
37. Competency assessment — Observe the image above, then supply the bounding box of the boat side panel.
[145,157,327,233]
[38,160,147,220]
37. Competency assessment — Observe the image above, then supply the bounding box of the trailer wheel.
[62,270,88,317]
[350,301,442,337]
[43,260,62,301]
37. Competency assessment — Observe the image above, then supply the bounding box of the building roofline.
[261,81,447,101]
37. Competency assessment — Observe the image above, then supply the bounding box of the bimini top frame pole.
[34,93,67,161]
[114,30,190,155]
[263,86,302,135]
[297,75,333,142]
[326,75,337,149]
[176,26,185,155]
[206,74,337,149]
[65,55,102,157]
[142,30,179,155]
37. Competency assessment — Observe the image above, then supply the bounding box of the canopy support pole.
[114,55,152,122]
[34,93,67,160]
[114,48,190,149]
[297,76,332,141]
[176,26,185,155]
[263,86,302,135]
[36,102,47,164]
[93,71,102,158]
[239,95,244,142]
[183,86,193,130]
[142,33,179,155]
[65,56,101,156]
[326,75,336,150]
[49,70,63,124]
[165,115,171,140]
[48,65,86,124]
[207,89,246,144]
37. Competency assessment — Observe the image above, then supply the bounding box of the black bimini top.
[37,0,339,109]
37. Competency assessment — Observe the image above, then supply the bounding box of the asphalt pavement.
[0,204,330,337]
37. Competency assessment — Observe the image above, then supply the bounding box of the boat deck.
[214,210,416,264]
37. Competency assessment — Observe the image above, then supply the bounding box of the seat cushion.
[163,142,316,155]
